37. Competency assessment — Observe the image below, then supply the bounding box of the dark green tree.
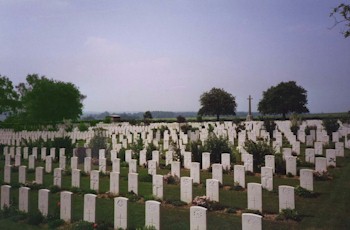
[0,75,20,115]
[330,3,350,38]
[198,87,237,121]
[258,81,309,119]
[143,111,153,119]
[322,118,340,139]
[19,74,85,122]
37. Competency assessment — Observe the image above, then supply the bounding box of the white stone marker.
[50,147,56,159]
[99,158,107,173]
[191,162,200,184]
[171,161,181,178]
[28,155,35,169]
[15,154,21,166]
[212,163,223,184]
[244,154,253,172]
[90,170,99,192]
[110,150,117,161]
[335,142,344,157]
[60,191,73,222]
[221,153,231,170]
[152,150,160,166]
[59,156,66,170]
[247,183,262,212]
[71,156,78,170]
[19,187,30,212]
[19,165,27,184]
[314,142,323,155]
[23,147,29,159]
[114,197,128,230]
[286,156,297,176]
[278,185,295,211]
[265,155,275,173]
[5,154,11,166]
[148,160,157,175]
[165,151,173,166]
[181,177,193,203]
[128,173,138,194]
[32,147,38,159]
[206,179,219,202]
[184,151,192,169]
[305,148,315,163]
[139,150,147,166]
[112,158,120,173]
[72,169,81,188]
[1,185,11,210]
[38,189,50,216]
[59,148,65,157]
[300,169,314,191]
[190,206,207,230]
[110,172,120,195]
[4,165,11,183]
[326,149,336,167]
[234,165,246,188]
[53,168,62,188]
[41,147,46,160]
[35,167,44,184]
[202,152,211,170]
[84,194,97,223]
[242,213,262,230]
[282,148,292,160]
[99,149,106,159]
[315,157,327,173]
[45,156,52,173]
[129,159,137,173]
[84,157,92,173]
[86,148,92,158]
[261,167,273,191]
[152,174,163,200]
[145,200,160,230]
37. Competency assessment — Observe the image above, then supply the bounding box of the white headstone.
[152,150,160,166]
[221,153,231,170]
[265,155,275,173]
[41,147,46,160]
[261,167,273,191]
[286,156,297,176]
[335,142,344,157]
[129,159,137,173]
[90,170,99,192]
[305,148,315,163]
[35,167,44,184]
[19,165,27,184]
[72,169,81,188]
[212,163,223,184]
[19,186,30,212]
[278,185,295,211]
[4,165,11,184]
[99,149,105,159]
[153,174,164,200]
[184,151,192,169]
[128,173,138,195]
[139,150,147,166]
[247,183,262,212]
[112,158,120,173]
[315,157,327,173]
[0,185,11,210]
[300,169,313,191]
[165,151,173,166]
[145,200,160,230]
[15,153,21,166]
[114,197,128,230]
[110,172,120,195]
[60,191,73,222]
[38,189,50,216]
[59,156,66,170]
[206,179,219,202]
[84,194,97,223]
[28,155,35,169]
[181,177,193,203]
[242,213,262,230]
[84,157,92,173]
[190,206,207,230]
[171,161,180,178]
[326,149,336,167]
[190,162,200,184]
[148,160,157,175]
[234,165,245,188]
[71,156,78,170]
[202,152,211,170]
[99,158,107,173]
[53,168,62,188]
[45,156,52,173]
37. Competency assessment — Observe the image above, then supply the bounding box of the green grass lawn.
[1,147,350,229]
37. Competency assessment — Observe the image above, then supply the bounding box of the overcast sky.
[1,0,349,113]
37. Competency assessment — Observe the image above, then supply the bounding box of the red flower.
[57,202,60,206]
[93,223,98,229]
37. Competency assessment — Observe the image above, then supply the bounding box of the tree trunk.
[216,114,220,121]
[282,113,286,120]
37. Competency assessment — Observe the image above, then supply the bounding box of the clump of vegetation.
[203,134,232,164]
[244,140,275,173]
[322,118,340,140]
[276,209,302,222]
[263,118,276,139]
[163,173,180,185]
[192,196,228,211]
[275,153,286,175]
[295,186,319,198]
[314,171,332,181]
[89,128,108,158]
[230,182,244,191]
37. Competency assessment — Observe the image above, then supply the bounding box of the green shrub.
[71,220,94,230]
[295,186,319,198]
[244,140,275,173]
[322,118,340,139]
[89,128,108,158]
[47,218,64,229]
[78,122,89,131]
[275,153,286,175]
[276,208,302,222]
[27,210,44,225]
[203,134,232,164]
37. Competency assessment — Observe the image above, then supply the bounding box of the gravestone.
[86,148,92,158]
[4,165,11,184]
[184,151,192,169]
[181,177,193,203]
[110,172,120,195]
[171,161,180,178]
[326,149,336,167]
[50,147,56,159]
[244,154,253,172]
[35,167,44,184]
[84,194,96,223]
[265,155,275,173]
[335,142,344,157]
[129,159,137,173]
[190,206,207,230]
[41,147,46,160]
[23,147,29,159]
[53,168,62,188]
[206,179,219,202]
[315,157,327,173]
[0,185,11,210]
[84,157,92,173]
[300,169,313,191]
[202,152,211,170]
[128,173,138,195]
[221,153,231,170]
[28,155,35,169]
[15,153,21,166]
[99,149,105,159]
[45,156,52,173]
[139,150,147,166]
[99,158,107,173]
[152,150,160,166]
[59,148,65,157]
[261,167,273,191]
[71,156,78,170]
[71,169,80,188]
[286,156,297,176]
[145,200,160,230]
[110,150,117,161]
[242,213,262,230]
[112,158,120,173]
[190,162,200,184]
[5,154,11,166]
[234,165,245,188]
[59,156,66,170]
[292,142,300,155]
[32,147,38,159]
[212,163,223,184]
[148,160,157,175]
[247,183,262,212]
[152,174,163,200]
[60,191,73,222]
[278,185,295,211]
[282,148,292,160]
[19,165,27,184]
[19,187,30,212]
[165,151,173,166]
[38,189,50,216]
[114,197,128,230]
[90,170,99,192]
[314,142,323,155]
[305,148,315,163]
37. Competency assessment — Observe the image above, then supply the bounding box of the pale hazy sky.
[1,0,349,113]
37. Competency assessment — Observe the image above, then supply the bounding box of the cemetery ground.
[0,145,350,229]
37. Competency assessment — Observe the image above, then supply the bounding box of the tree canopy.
[143,111,153,120]
[3,74,85,123]
[258,81,309,119]
[330,3,350,38]
[198,87,236,121]
[0,75,20,115]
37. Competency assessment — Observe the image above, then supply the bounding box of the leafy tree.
[203,134,232,164]
[0,75,20,115]
[198,87,237,121]
[143,111,153,119]
[176,115,186,123]
[322,118,340,139]
[244,140,276,173]
[19,74,85,122]
[258,81,309,119]
[263,118,276,139]
[330,3,350,38]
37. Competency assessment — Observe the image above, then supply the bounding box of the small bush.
[276,208,302,222]
[71,220,94,230]
[47,218,65,229]
[27,210,44,225]
[314,171,331,181]
[295,186,319,198]
[244,140,275,173]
